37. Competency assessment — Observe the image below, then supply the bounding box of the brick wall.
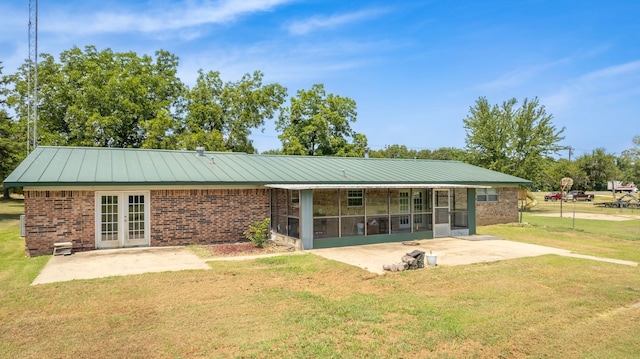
[150,189,270,246]
[24,190,95,257]
[23,188,270,256]
[476,187,519,226]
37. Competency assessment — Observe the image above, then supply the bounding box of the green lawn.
[1,197,639,358]
[484,193,640,262]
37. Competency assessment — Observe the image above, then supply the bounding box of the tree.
[179,70,287,153]
[276,84,367,157]
[368,145,417,159]
[575,148,618,191]
[463,97,565,185]
[423,147,468,161]
[0,63,23,198]
[261,148,283,155]
[368,145,468,161]
[7,46,184,148]
[619,135,640,184]
[540,158,588,191]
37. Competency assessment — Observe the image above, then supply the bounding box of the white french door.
[96,192,150,248]
[433,189,450,237]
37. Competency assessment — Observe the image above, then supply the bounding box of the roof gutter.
[265,183,493,190]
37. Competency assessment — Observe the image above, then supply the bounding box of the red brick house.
[3,146,531,256]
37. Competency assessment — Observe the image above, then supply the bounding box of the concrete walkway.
[32,246,210,285]
[308,236,639,274]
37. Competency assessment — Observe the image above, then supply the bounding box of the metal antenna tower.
[27,0,38,152]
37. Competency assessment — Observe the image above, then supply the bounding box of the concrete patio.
[31,236,637,284]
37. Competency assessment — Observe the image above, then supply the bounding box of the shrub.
[244,218,270,248]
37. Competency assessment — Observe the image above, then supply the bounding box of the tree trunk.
[2,187,9,199]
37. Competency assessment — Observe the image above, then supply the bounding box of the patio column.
[300,189,314,249]
[467,188,477,235]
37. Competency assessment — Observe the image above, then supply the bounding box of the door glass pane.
[128,195,145,240]
[399,191,409,213]
[101,195,118,241]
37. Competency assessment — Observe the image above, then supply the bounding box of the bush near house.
[244,218,270,248]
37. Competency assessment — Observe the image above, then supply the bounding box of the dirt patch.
[197,241,295,257]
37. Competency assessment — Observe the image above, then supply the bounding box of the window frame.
[477,188,499,203]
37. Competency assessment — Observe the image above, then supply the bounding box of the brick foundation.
[476,187,519,226]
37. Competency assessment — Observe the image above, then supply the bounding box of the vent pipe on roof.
[364,147,370,159]
[210,156,215,164]
[196,146,205,156]
[342,169,347,177]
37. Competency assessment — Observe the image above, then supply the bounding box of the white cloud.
[478,57,571,92]
[43,0,292,35]
[542,58,640,125]
[580,60,640,81]
[286,7,389,35]
[178,38,379,87]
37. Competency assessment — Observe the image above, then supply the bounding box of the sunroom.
[268,184,482,250]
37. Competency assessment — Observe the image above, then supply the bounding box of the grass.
[482,193,640,262]
[1,197,640,358]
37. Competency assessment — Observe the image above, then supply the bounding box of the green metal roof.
[3,146,532,188]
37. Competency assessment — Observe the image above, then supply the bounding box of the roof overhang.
[265,183,493,190]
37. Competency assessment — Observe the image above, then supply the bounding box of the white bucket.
[426,254,437,267]
[357,223,364,234]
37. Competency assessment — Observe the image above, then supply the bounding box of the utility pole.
[27,0,38,153]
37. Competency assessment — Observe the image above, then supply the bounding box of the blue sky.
[1,0,639,156]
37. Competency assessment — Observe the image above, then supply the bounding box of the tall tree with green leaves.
[575,148,618,191]
[0,62,23,198]
[463,97,565,186]
[180,70,287,153]
[276,84,367,157]
[7,46,184,148]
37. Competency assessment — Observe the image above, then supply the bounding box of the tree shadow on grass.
[0,197,24,221]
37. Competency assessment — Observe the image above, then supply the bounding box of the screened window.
[313,189,339,217]
[477,188,498,202]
